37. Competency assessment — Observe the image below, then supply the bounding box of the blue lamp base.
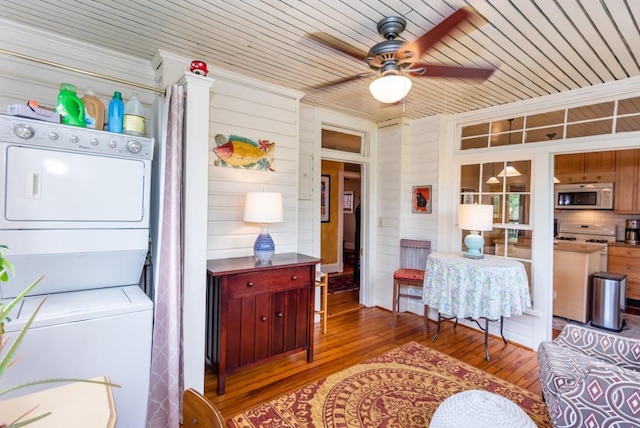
[463,231,485,259]
[254,224,275,264]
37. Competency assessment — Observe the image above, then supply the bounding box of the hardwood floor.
[204,306,544,420]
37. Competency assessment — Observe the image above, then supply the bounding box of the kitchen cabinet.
[495,242,531,259]
[608,244,640,302]
[555,151,616,175]
[206,253,320,395]
[553,246,600,322]
[614,149,640,213]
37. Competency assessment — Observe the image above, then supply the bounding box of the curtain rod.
[0,48,166,95]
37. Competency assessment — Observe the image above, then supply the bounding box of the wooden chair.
[392,239,431,333]
[315,270,328,333]
[182,388,225,428]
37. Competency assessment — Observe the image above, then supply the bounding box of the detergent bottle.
[107,91,124,133]
[82,87,105,130]
[55,83,86,127]
[123,93,145,136]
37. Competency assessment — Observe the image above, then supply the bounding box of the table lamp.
[243,192,283,264]
[458,204,493,259]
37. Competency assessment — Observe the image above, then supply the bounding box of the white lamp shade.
[369,75,412,103]
[497,165,521,177]
[458,204,493,231]
[486,176,500,184]
[243,192,283,223]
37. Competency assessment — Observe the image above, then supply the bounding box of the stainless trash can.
[591,272,627,332]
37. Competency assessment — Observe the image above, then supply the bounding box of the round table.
[430,390,536,428]
[422,252,531,360]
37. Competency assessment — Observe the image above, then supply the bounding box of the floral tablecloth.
[422,252,531,320]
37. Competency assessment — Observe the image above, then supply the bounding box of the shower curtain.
[146,84,185,427]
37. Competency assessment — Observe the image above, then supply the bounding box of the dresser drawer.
[608,245,640,258]
[628,284,640,300]
[226,267,311,299]
[607,257,640,280]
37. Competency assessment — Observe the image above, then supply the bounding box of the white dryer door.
[2,145,147,227]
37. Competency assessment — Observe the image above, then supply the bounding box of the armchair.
[537,324,640,427]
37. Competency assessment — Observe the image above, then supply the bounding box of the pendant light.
[497,119,520,177]
[547,133,560,183]
[497,164,521,177]
[486,162,499,184]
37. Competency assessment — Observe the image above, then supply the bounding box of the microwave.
[554,183,614,209]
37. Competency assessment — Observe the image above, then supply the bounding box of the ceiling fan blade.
[305,32,369,62]
[407,63,494,80]
[310,72,375,89]
[397,7,474,64]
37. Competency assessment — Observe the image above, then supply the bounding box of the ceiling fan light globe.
[369,75,412,103]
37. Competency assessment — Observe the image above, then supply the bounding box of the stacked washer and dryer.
[0,114,154,427]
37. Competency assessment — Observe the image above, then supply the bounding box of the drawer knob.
[627,266,632,270]
[261,316,267,322]
[291,275,297,280]
[247,282,254,287]
[277,312,283,317]
[627,250,631,255]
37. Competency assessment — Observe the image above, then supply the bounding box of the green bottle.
[55,83,86,127]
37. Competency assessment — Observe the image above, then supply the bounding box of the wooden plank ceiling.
[1,0,638,123]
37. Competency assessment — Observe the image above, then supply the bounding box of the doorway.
[321,128,366,315]
[331,162,361,313]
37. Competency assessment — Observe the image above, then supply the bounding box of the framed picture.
[412,185,432,214]
[343,191,354,214]
[321,175,330,222]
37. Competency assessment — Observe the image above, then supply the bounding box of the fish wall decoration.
[213,133,275,171]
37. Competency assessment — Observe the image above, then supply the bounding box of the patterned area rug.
[228,342,551,427]
[328,274,358,294]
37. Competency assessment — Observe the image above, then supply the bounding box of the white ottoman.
[430,390,536,428]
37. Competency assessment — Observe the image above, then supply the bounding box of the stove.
[555,223,616,242]
[555,223,616,271]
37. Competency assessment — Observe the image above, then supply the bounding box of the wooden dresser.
[608,244,640,302]
[206,253,320,395]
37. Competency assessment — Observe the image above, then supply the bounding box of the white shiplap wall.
[374,120,403,310]
[0,18,157,122]
[373,116,443,313]
[205,68,304,260]
[402,116,442,315]
[298,105,317,257]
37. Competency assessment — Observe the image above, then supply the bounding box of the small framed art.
[343,191,354,214]
[321,175,330,222]
[412,185,432,214]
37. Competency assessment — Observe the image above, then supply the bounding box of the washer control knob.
[126,140,142,153]
[48,132,59,141]
[13,124,35,139]
[90,138,99,146]
[108,140,117,149]
[70,135,79,144]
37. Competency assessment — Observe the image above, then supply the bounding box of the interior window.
[460,160,534,303]
[321,128,363,154]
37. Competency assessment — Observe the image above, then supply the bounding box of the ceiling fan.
[307,7,495,103]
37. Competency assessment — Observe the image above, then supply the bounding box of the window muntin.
[460,160,534,303]
[460,97,640,150]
